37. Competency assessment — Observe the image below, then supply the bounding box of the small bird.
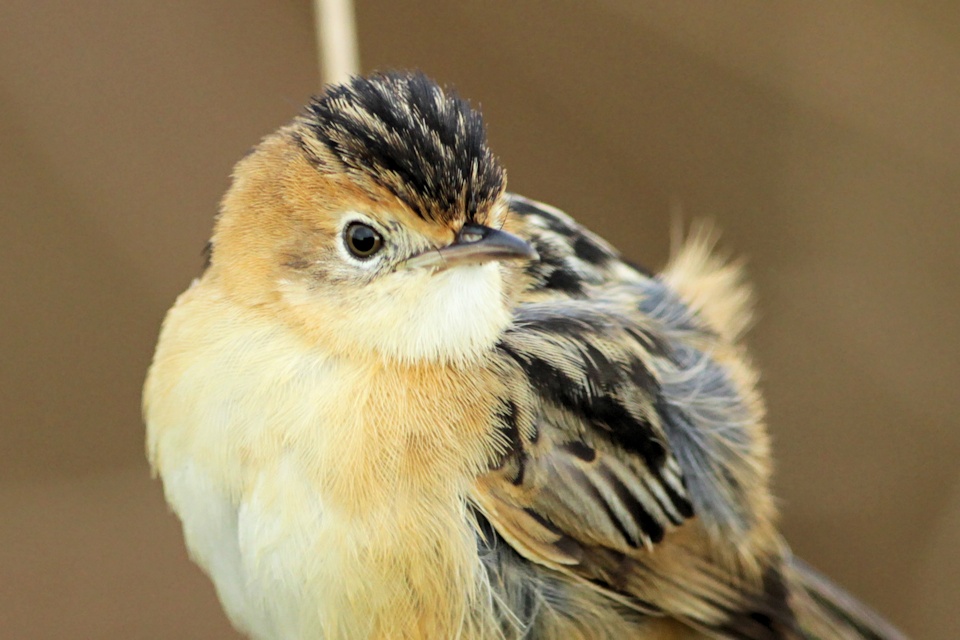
[144,71,906,640]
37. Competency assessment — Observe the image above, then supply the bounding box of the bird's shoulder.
[503,193,652,299]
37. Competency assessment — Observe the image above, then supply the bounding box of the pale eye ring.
[344,222,384,259]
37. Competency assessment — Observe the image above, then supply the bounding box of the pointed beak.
[400,224,539,271]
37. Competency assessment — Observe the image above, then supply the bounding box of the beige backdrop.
[1,2,957,638]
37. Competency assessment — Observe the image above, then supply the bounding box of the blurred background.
[1,1,957,638]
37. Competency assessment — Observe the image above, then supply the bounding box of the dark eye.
[344,222,383,259]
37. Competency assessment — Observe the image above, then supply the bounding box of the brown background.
[1,2,957,638]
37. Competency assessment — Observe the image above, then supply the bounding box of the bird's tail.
[785,555,908,640]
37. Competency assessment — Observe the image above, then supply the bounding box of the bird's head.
[207,72,536,366]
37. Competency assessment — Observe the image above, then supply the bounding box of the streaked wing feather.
[475,196,795,638]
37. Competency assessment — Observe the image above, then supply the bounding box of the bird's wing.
[475,195,795,638]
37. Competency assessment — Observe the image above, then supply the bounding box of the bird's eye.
[344,222,383,259]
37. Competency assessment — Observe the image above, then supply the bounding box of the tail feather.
[786,556,908,640]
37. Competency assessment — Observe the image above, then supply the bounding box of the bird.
[143,71,906,640]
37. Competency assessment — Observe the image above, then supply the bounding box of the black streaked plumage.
[474,194,906,640]
[299,72,505,225]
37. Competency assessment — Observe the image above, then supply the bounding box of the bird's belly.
[162,457,329,640]
[162,454,491,640]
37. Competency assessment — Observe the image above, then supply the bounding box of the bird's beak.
[400,223,539,271]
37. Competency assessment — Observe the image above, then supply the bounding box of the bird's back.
[468,194,906,640]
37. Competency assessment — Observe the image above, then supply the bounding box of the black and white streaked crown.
[298,71,506,226]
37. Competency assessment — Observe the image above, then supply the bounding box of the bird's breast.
[145,281,505,638]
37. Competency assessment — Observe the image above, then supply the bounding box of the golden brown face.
[206,73,536,365]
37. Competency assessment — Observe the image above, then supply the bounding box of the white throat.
[282,262,512,366]
[379,263,511,364]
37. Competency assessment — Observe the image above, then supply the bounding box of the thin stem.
[313,0,360,86]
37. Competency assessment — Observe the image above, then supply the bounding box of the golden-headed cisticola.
[144,71,906,640]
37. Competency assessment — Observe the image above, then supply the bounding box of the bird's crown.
[295,71,505,228]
